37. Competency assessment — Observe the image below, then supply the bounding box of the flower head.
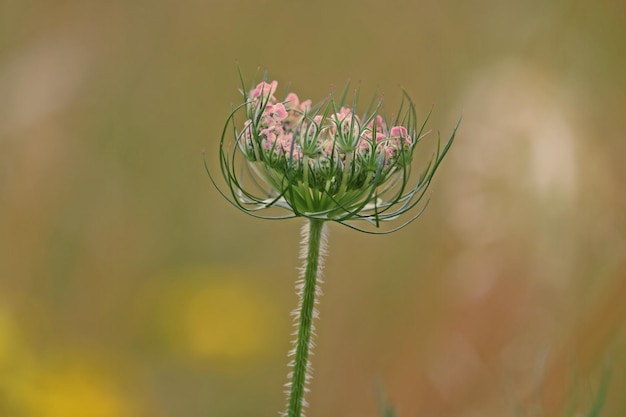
[208,72,460,233]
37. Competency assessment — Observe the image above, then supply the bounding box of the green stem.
[287,219,326,417]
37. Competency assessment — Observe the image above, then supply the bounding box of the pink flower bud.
[266,103,288,121]
[389,126,408,138]
[367,115,387,134]
[251,80,278,100]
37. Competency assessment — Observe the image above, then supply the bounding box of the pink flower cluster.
[241,81,310,162]
[241,81,414,172]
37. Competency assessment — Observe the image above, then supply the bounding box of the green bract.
[207,72,459,234]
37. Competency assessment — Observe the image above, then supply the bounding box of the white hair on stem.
[282,220,328,417]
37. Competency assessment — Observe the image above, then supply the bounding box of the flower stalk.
[287,219,327,417]
[207,70,459,417]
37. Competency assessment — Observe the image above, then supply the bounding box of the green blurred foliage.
[0,0,625,416]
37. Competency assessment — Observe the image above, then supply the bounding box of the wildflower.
[206,71,460,417]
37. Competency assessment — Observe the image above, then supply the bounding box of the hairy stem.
[286,219,327,417]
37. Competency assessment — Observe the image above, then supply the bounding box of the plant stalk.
[287,219,326,417]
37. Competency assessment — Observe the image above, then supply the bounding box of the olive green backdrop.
[1,1,625,416]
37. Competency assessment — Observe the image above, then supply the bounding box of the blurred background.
[1,0,625,416]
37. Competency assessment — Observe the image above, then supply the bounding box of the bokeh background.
[1,1,625,416]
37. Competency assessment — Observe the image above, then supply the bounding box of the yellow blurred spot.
[155,267,283,363]
[7,361,133,417]
[182,282,270,358]
[0,306,136,417]
[18,368,130,417]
